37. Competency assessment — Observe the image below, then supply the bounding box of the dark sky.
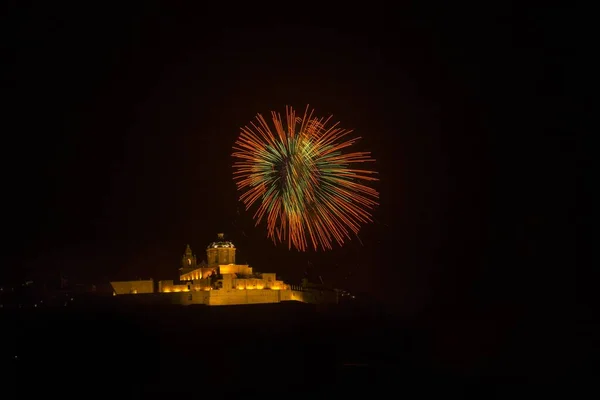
[1,4,579,313]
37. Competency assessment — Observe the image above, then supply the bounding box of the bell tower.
[181,244,197,269]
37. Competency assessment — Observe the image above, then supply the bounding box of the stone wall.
[110,280,154,295]
[208,288,282,306]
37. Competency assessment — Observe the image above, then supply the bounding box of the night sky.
[2,4,578,313]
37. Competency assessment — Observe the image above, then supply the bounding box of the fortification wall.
[110,280,154,295]
[208,289,282,306]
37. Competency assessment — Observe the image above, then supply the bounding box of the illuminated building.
[111,233,338,306]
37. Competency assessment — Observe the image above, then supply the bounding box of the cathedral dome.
[207,233,235,249]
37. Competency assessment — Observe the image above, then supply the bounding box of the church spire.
[182,244,197,268]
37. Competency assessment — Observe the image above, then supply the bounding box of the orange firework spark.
[232,105,379,251]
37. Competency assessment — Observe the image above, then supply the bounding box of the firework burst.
[232,105,379,251]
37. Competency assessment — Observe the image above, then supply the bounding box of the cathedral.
[110,233,338,306]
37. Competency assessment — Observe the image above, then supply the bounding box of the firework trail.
[232,105,379,251]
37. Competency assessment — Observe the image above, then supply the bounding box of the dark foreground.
[1,301,583,398]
